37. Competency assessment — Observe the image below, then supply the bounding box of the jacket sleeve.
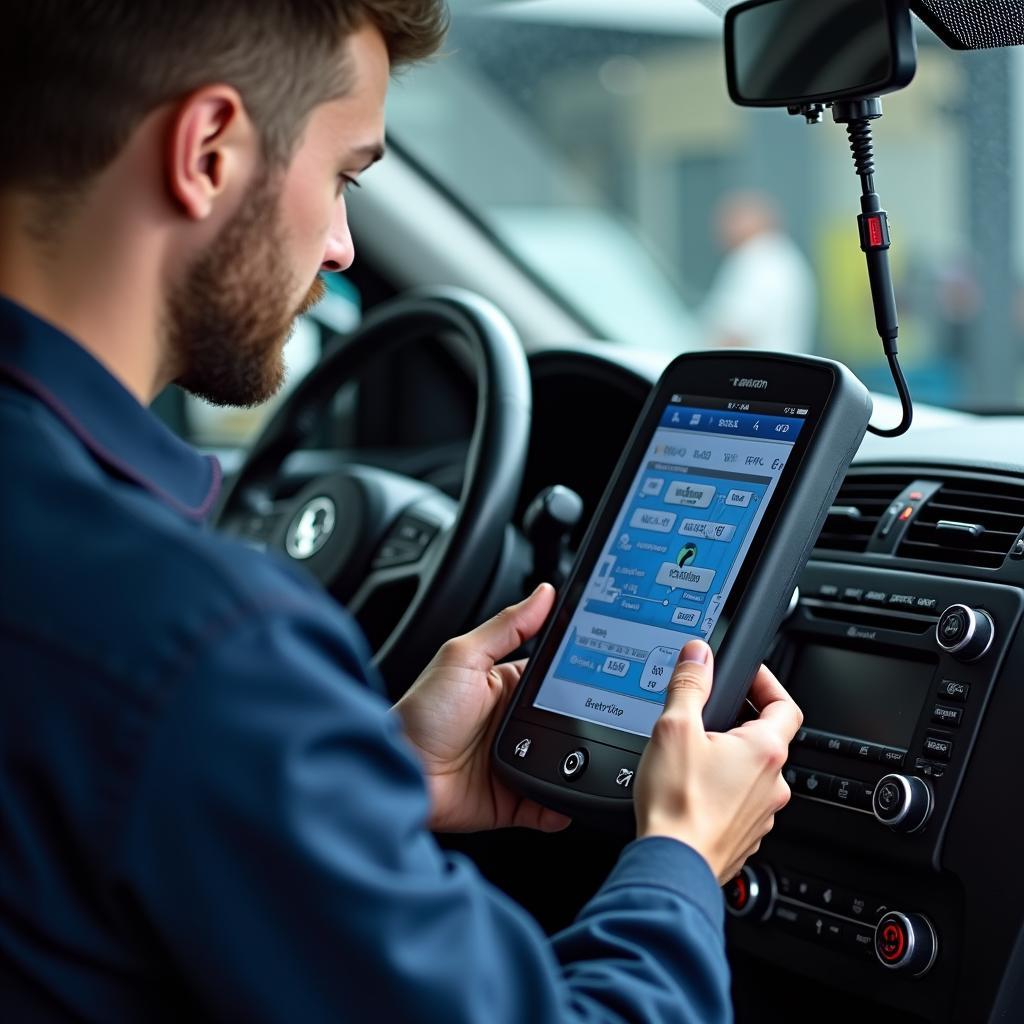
[116,602,732,1024]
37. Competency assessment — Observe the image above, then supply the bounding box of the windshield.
[387,0,1024,413]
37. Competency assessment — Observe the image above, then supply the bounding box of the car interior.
[151,1,1024,1021]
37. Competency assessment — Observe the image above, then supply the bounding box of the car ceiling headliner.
[695,0,1024,49]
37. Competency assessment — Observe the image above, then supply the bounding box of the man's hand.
[634,638,802,884]
[394,583,572,834]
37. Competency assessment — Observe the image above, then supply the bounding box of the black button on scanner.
[560,749,588,779]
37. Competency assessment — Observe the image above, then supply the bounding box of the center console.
[726,559,1024,1022]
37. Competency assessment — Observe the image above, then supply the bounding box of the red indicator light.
[899,506,914,521]
[909,491,924,500]
[867,216,884,248]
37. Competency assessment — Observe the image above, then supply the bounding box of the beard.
[166,170,326,408]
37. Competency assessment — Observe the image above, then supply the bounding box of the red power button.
[874,911,938,975]
[877,916,908,963]
[726,874,749,912]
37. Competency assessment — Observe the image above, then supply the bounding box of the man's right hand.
[634,638,802,885]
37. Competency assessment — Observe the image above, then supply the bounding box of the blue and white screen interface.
[533,396,806,738]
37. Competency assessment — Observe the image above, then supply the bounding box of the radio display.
[786,645,934,750]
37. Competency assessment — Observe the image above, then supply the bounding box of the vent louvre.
[897,479,1024,569]
[814,474,909,553]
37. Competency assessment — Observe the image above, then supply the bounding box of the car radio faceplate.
[771,560,1023,868]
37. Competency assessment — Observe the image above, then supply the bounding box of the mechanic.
[0,3,801,1021]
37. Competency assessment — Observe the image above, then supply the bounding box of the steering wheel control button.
[560,749,588,780]
[872,773,934,833]
[373,516,439,569]
[875,912,938,976]
[936,604,995,661]
[937,679,971,703]
[725,864,775,921]
[922,734,953,762]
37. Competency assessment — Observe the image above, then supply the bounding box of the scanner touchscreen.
[532,394,806,738]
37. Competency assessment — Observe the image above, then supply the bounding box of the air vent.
[815,474,909,553]
[898,478,1024,569]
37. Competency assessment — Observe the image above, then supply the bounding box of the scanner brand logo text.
[729,377,769,390]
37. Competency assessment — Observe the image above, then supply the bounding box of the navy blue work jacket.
[0,294,731,1023]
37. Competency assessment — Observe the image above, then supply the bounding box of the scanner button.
[561,749,588,779]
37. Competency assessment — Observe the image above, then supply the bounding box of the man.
[702,190,817,354]
[0,4,801,1021]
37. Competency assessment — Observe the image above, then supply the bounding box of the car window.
[388,0,1024,412]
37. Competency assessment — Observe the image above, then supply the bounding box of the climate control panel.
[726,860,939,976]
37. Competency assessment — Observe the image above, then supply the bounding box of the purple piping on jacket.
[0,362,222,522]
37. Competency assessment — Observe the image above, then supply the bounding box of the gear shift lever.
[523,485,583,593]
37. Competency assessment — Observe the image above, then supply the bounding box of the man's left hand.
[394,583,572,834]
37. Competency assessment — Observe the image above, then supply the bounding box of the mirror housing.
[724,0,917,108]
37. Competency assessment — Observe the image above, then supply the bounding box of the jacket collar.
[0,294,221,521]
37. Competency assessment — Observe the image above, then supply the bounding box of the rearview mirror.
[724,0,917,108]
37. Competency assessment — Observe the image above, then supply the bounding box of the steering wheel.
[215,288,532,698]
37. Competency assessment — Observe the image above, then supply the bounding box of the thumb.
[663,639,714,721]
[450,583,556,668]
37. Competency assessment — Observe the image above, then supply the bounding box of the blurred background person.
[701,190,816,354]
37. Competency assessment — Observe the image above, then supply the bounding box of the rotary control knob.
[724,863,776,921]
[936,604,994,662]
[875,911,938,976]
[872,774,933,833]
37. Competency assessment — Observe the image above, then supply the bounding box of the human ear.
[165,85,255,220]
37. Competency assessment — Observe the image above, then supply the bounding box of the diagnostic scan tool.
[494,352,871,824]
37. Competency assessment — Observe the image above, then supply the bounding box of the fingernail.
[681,640,709,664]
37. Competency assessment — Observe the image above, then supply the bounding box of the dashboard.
[233,335,1024,1023]
[522,344,1024,1024]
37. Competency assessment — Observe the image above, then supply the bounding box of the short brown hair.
[0,1,448,192]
